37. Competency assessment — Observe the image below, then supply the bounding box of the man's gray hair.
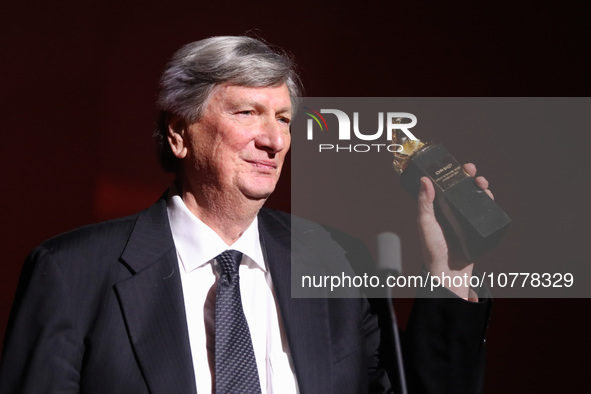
[155,36,302,172]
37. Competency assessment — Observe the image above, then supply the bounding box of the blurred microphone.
[377,232,402,276]
[376,232,407,394]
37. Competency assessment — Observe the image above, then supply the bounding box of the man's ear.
[167,114,188,159]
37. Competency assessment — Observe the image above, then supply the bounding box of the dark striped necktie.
[214,250,262,393]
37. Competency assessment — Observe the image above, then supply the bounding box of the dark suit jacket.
[0,198,491,393]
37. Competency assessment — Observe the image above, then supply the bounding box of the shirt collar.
[166,194,266,273]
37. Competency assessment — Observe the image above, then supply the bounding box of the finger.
[417,177,436,219]
[474,176,495,200]
[463,163,477,177]
[418,177,435,203]
[474,176,489,190]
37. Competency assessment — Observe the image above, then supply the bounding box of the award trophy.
[392,126,511,260]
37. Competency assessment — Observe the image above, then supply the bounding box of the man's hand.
[417,163,493,299]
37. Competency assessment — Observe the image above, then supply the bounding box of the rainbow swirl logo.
[303,107,329,131]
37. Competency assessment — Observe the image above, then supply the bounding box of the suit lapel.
[115,199,197,394]
[259,209,333,394]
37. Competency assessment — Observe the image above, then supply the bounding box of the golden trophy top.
[391,118,425,175]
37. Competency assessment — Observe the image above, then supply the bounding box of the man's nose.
[255,119,288,154]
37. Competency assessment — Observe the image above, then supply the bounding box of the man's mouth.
[245,160,277,170]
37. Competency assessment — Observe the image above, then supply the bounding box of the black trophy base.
[400,144,511,260]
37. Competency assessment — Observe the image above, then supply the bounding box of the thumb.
[417,177,435,217]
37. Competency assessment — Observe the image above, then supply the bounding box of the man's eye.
[238,110,254,116]
[278,117,291,125]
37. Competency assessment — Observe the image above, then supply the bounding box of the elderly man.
[0,36,491,393]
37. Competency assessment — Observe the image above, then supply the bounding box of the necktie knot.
[216,250,243,281]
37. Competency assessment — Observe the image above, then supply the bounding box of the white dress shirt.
[167,195,299,394]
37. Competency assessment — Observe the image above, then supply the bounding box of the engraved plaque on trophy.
[392,128,511,260]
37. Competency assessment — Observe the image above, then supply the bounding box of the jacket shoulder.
[30,198,170,274]
[39,212,140,259]
[259,207,368,254]
[259,207,332,236]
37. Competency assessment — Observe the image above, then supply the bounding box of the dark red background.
[1,1,589,392]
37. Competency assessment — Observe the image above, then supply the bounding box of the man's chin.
[243,190,273,201]
[241,185,276,201]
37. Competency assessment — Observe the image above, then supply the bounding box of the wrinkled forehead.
[205,83,293,114]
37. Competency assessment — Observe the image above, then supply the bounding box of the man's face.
[177,84,292,201]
